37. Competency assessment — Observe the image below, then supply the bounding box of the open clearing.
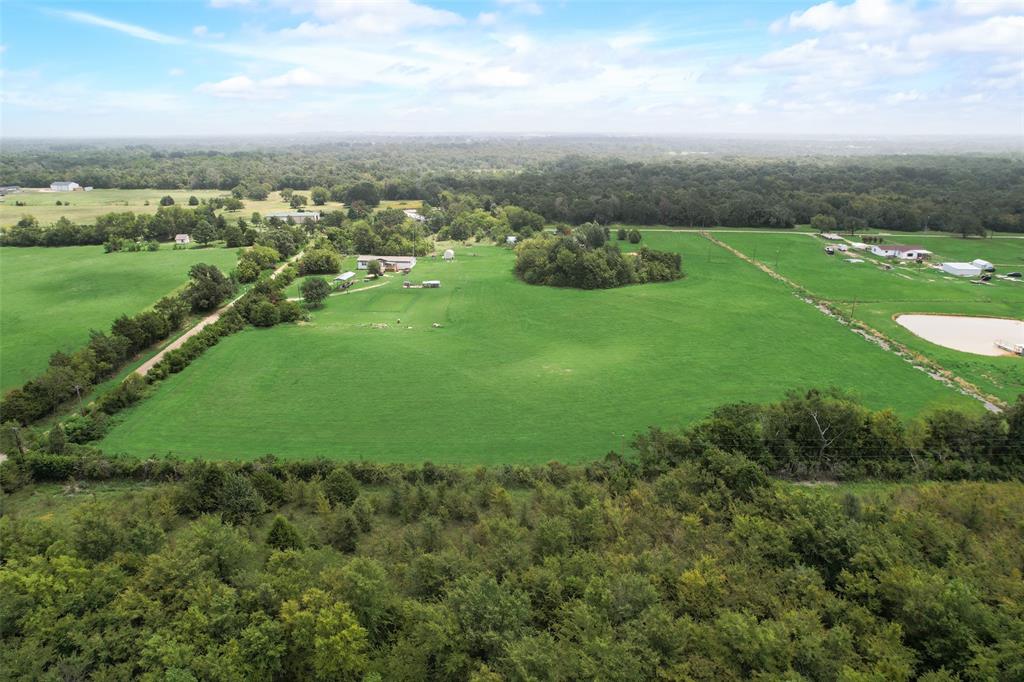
[0,244,238,391]
[716,232,1024,402]
[0,189,228,227]
[99,232,975,464]
[0,188,358,227]
[895,315,1024,356]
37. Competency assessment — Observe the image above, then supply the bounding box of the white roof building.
[971,259,994,270]
[334,271,356,282]
[870,244,933,260]
[174,233,191,244]
[942,262,983,277]
[50,181,81,192]
[266,211,320,223]
[357,255,417,271]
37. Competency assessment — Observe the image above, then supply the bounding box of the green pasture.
[0,244,238,391]
[0,189,228,227]
[99,233,973,464]
[716,233,1024,402]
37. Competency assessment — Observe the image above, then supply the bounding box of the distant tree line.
[514,224,683,289]
[2,143,1020,233]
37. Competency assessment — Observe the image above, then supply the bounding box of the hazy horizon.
[2,0,1022,138]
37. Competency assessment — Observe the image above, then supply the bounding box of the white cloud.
[262,67,324,87]
[478,12,499,26]
[953,0,1024,16]
[779,0,914,32]
[168,67,185,77]
[884,89,922,103]
[909,15,1024,53]
[609,32,656,50]
[197,68,326,98]
[193,25,225,39]
[197,75,258,98]
[497,0,543,16]
[499,34,534,53]
[279,0,464,34]
[53,10,185,44]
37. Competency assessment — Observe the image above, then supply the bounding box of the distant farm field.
[0,245,238,391]
[0,189,228,227]
[716,232,1024,402]
[99,232,975,464]
[0,188,358,227]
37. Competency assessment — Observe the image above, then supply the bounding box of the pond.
[895,314,1024,356]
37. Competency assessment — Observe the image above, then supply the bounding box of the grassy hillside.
[98,232,975,463]
[0,244,238,390]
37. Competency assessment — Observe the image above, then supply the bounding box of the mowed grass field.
[99,232,975,464]
[0,189,228,227]
[716,232,1024,402]
[0,245,238,391]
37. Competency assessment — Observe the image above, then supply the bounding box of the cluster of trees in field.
[321,207,433,256]
[515,224,683,289]
[3,141,1021,234]
[2,408,1023,679]
[0,263,239,426]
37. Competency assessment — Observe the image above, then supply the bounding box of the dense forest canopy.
[2,138,1022,233]
[2,389,1023,680]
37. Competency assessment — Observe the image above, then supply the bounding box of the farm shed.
[423,280,441,288]
[870,244,932,260]
[50,181,81,192]
[443,249,455,261]
[334,271,355,282]
[266,211,320,224]
[174,234,191,245]
[357,255,417,272]
[942,262,983,277]
[971,259,995,271]
[851,242,868,250]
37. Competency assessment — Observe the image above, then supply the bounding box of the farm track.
[286,279,391,302]
[700,231,1006,412]
[133,251,303,377]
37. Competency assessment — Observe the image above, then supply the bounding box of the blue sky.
[1,0,1021,137]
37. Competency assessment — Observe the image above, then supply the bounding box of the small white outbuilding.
[443,249,455,261]
[175,233,191,244]
[971,259,994,271]
[942,262,983,277]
